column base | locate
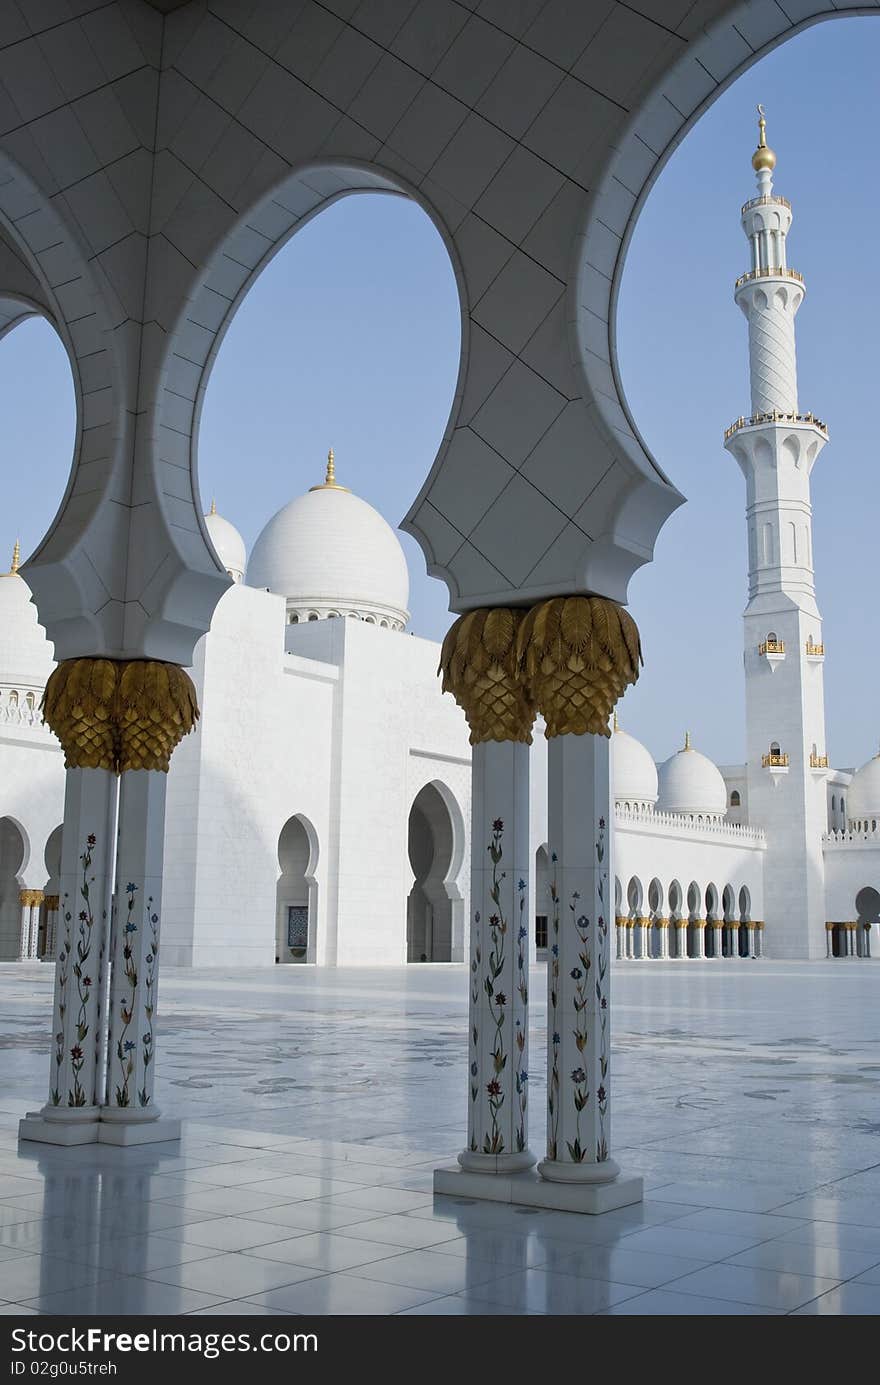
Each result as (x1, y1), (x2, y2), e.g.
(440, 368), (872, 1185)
(97, 1117), (181, 1146)
(19, 1112), (101, 1146)
(434, 1165), (643, 1215)
(457, 1149), (536, 1174)
(537, 1156), (620, 1184)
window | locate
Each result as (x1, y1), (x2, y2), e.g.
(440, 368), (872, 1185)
(307, 612), (318, 621)
(286, 904), (308, 957)
(832, 795), (837, 811)
(730, 790), (741, 807)
(535, 915), (548, 950)
(289, 613), (299, 623)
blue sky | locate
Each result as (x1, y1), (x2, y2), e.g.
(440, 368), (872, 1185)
(1, 16), (877, 770)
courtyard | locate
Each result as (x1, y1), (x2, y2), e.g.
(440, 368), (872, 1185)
(0, 960), (878, 1316)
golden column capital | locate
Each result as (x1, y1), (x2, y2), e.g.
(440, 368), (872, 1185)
(516, 595), (641, 738)
(44, 895), (60, 911)
(439, 608), (535, 744)
(19, 888), (44, 907)
(42, 658), (199, 773)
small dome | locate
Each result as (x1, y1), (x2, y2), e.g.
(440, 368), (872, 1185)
(657, 733), (727, 818)
(612, 721), (658, 807)
(247, 451), (409, 629)
(0, 548), (55, 688)
(204, 503), (246, 583)
(847, 753), (880, 826)
(751, 145), (776, 173)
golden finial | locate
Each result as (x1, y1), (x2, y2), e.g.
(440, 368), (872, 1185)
(209, 498), (217, 516)
(309, 446), (350, 493)
(10, 539), (20, 574)
(752, 103), (776, 173)
(684, 730), (692, 751)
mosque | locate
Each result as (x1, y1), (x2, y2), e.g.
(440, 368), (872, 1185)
(1, 120), (878, 971)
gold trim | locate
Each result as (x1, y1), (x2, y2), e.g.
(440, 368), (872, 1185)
(42, 659), (199, 773)
(762, 752), (789, 767)
(44, 895), (59, 911)
(758, 639), (785, 655)
(19, 888), (44, 907)
(752, 103), (776, 172)
(439, 608), (534, 744)
(309, 447), (350, 493)
(516, 596), (641, 739)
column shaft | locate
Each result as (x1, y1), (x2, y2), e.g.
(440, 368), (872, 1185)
(101, 770), (179, 1144)
(539, 733), (617, 1184)
(18, 899), (30, 961)
(20, 769), (117, 1143)
(460, 741), (534, 1172)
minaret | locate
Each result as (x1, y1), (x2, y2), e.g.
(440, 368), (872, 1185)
(724, 108), (829, 959)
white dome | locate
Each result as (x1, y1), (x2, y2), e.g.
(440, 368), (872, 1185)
(0, 559), (55, 689)
(657, 735), (727, 818)
(247, 454), (409, 629)
(847, 754), (880, 826)
(612, 724), (658, 807)
(205, 505), (246, 583)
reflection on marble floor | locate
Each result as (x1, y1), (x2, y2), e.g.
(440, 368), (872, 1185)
(0, 960), (879, 1315)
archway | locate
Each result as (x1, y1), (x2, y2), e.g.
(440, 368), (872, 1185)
(40, 825), (62, 961)
(739, 886), (753, 958)
(687, 881), (702, 959)
(276, 815), (319, 964)
(668, 879), (684, 959)
(855, 886), (879, 960)
(647, 878), (664, 960)
(0, 817), (26, 961)
(722, 884), (736, 958)
(406, 782), (462, 964)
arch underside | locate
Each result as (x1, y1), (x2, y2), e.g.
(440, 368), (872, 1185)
(0, 0), (862, 657)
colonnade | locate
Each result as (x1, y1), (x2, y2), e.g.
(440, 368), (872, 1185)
(435, 596), (643, 1212)
(16, 889), (61, 961)
(616, 918), (764, 959)
(19, 659), (198, 1148)
(826, 922), (871, 958)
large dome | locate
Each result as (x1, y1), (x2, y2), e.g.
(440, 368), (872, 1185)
(204, 502), (246, 583)
(657, 733), (727, 819)
(247, 453), (409, 630)
(0, 546), (55, 691)
(611, 721), (657, 809)
(847, 753), (880, 828)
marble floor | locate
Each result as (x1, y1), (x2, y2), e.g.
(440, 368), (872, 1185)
(0, 959), (879, 1316)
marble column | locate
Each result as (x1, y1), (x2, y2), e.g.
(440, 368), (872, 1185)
(755, 922), (764, 957)
(19, 769), (118, 1145)
(44, 896), (59, 959)
(656, 918), (670, 959)
(17, 893), (30, 961)
(693, 919), (706, 959)
(615, 916), (626, 959)
(538, 732), (635, 1209)
(459, 740), (534, 1172)
(637, 916), (651, 959)
(712, 921), (724, 959)
(100, 770), (180, 1145)
(27, 893), (43, 959)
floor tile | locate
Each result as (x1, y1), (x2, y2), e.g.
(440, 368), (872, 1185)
(670, 1209), (807, 1239)
(145, 1253), (322, 1297)
(25, 1277), (227, 1316)
(246, 1272), (442, 1315)
(669, 1263), (841, 1310)
(349, 1248), (510, 1294)
(601, 1289), (785, 1315)
(548, 1244), (710, 1288)
(244, 1232), (411, 1273)
(397, 1295), (544, 1315)
(793, 1282), (880, 1314)
(0, 1253), (107, 1301)
(336, 1214), (465, 1250)
(239, 1202), (384, 1233)
(154, 1217), (306, 1253)
(612, 1225), (762, 1261)
(465, 1268), (641, 1314)
(325, 1187), (434, 1213)
(725, 1240), (880, 1280)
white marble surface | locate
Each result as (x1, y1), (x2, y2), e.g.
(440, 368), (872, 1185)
(0, 959), (879, 1315)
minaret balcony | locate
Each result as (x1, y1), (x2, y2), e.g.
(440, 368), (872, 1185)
(805, 640), (825, 660)
(735, 266), (804, 290)
(724, 410), (828, 442)
(758, 639), (785, 670)
(762, 752), (789, 768)
(810, 753), (829, 771)
(741, 194), (791, 215)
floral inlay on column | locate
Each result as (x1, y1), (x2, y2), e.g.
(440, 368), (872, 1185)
(110, 882), (160, 1109)
(52, 833), (100, 1108)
